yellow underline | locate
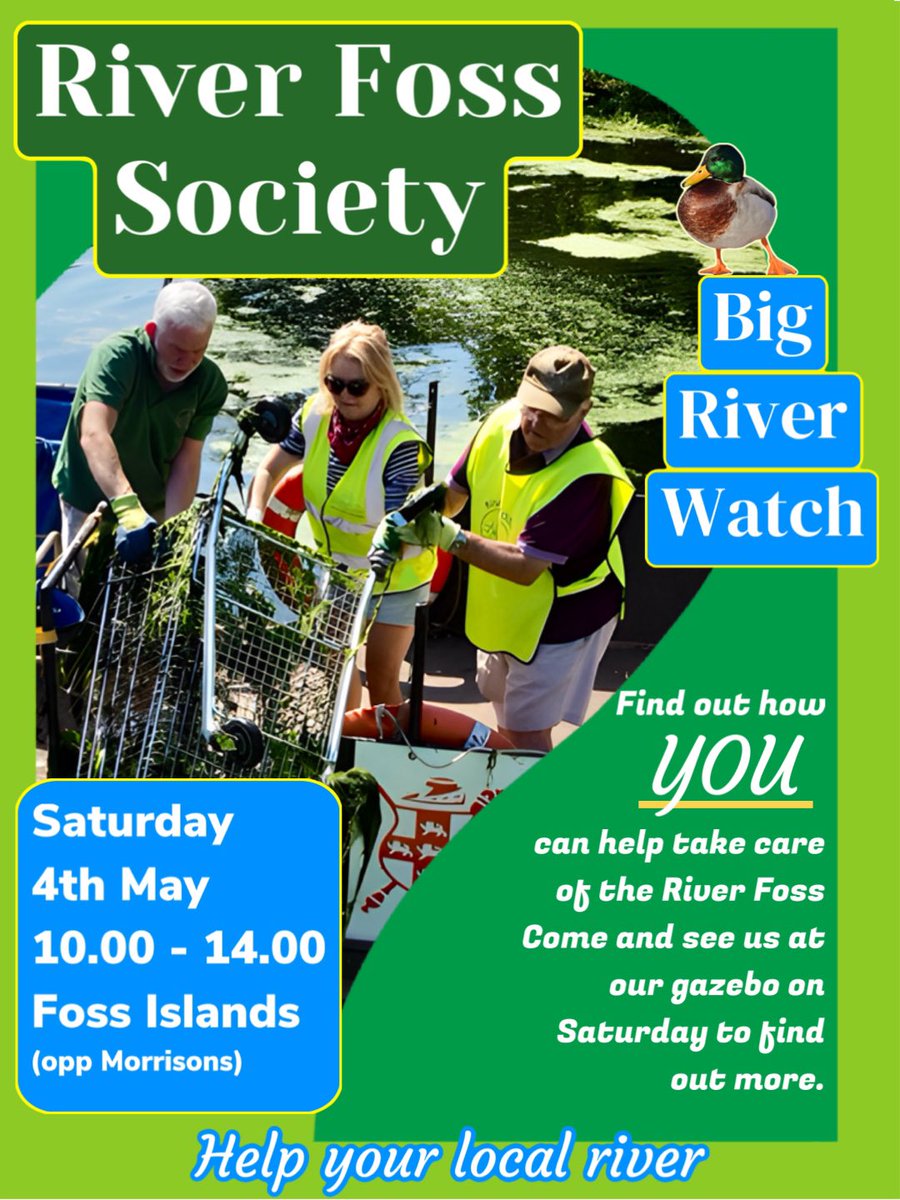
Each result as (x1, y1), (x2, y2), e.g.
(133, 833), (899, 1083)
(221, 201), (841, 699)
(638, 800), (814, 809)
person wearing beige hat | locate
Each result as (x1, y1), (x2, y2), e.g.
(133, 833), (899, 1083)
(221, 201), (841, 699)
(373, 345), (635, 751)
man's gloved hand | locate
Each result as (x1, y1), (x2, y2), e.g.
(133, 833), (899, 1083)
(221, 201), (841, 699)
(245, 504), (264, 524)
(110, 493), (158, 563)
(396, 510), (464, 552)
(368, 515), (403, 580)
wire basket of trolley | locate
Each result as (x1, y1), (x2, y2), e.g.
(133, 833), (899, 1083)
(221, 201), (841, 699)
(72, 398), (374, 781)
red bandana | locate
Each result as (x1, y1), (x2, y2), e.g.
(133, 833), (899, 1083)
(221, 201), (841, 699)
(327, 399), (386, 465)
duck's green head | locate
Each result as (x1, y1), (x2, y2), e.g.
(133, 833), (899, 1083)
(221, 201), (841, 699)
(681, 143), (746, 189)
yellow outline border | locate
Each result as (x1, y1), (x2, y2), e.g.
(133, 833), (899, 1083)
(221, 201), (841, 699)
(642, 467), (880, 569)
(15, 776), (344, 1116)
(661, 370), (864, 471)
(696, 275), (830, 373)
(13, 19), (584, 281)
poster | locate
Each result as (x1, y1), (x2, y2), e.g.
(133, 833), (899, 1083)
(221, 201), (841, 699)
(7, 4), (899, 1198)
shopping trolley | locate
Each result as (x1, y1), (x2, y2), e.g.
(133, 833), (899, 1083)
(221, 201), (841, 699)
(75, 401), (374, 781)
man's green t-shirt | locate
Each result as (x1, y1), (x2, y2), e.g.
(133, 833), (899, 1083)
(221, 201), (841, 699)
(52, 327), (228, 515)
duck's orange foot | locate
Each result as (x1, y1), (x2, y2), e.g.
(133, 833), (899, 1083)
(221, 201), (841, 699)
(766, 256), (798, 276)
(699, 261), (731, 276)
(760, 238), (798, 276)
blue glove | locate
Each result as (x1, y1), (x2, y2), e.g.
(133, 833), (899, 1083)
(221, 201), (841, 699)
(111, 493), (158, 563)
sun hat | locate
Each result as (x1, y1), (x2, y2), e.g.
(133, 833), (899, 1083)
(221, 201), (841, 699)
(516, 345), (595, 418)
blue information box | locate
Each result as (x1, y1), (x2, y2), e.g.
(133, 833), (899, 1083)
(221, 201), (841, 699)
(18, 779), (340, 1113)
(646, 469), (878, 566)
(698, 276), (827, 371)
(664, 373), (861, 469)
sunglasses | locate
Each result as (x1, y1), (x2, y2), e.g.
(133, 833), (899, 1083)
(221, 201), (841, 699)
(324, 374), (371, 398)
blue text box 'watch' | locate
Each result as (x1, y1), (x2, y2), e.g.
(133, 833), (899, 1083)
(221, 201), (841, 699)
(18, 780), (340, 1113)
(665, 373), (861, 469)
(646, 470), (878, 566)
(699, 276), (827, 371)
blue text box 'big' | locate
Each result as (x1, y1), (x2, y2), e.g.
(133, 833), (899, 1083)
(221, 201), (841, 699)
(664, 373), (861, 469)
(646, 469), (878, 566)
(698, 276), (827, 371)
(18, 779), (340, 1113)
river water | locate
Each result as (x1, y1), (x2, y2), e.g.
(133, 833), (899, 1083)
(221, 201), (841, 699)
(38, 124), (762, 491)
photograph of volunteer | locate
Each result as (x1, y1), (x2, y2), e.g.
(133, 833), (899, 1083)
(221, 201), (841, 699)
(373, 346), (634, 752)
(52, 280), (227, 561)
(246, 321), (435, 708)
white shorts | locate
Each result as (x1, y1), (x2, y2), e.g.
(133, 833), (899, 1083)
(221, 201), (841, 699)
(476, 616), (618, 732)
(369, 582), (431, 627)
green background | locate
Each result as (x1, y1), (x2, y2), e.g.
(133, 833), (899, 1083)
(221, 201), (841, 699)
(317, 25), (840, 1148)
(5, 3), (899, 1198)
(320, 567), (838, 1144)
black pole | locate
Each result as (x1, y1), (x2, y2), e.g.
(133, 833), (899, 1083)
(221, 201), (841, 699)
(407, 380), (439, 739)
(407, 601), (429, 744)
(39, 599), (62, 780)
(424, 380), (438, 486)
(374, 374), (440, 715)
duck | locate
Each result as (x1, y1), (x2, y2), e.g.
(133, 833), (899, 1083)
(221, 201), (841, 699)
(676, 143), (797, 276)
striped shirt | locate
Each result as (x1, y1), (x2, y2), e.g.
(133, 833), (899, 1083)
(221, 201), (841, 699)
(280, 414), (421, 511)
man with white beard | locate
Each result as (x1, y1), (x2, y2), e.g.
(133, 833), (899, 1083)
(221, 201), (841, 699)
(53, 280), (227, 561)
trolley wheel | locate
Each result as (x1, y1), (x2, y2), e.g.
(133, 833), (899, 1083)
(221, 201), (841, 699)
(219, 718), (265, 769)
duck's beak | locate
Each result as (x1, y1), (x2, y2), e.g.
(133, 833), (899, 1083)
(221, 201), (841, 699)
(682, 163), (712, 189)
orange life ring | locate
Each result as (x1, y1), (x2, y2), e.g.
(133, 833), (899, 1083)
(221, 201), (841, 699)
(343, 701), (512, 750)
(263, 463), (305, 537)
(430, 548), (452, 595)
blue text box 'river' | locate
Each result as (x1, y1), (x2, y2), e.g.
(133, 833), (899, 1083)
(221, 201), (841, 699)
(664, 373), (861, 469)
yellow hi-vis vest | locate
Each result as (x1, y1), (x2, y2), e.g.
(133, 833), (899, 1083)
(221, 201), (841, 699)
(466, 400), (634, 662)
(301, 397), (436, 594)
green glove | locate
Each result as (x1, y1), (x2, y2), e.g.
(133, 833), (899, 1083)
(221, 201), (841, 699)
(372, 516), (403, 555)
(397, 510), (464, 552)
(368, 515), (403, 580)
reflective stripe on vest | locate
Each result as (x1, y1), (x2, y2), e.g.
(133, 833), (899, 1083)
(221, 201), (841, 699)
(466, 399), (634, 662)
(301, 397), (436, 594)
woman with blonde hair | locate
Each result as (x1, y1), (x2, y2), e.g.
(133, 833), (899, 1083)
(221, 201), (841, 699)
(247, 321), (434, 706)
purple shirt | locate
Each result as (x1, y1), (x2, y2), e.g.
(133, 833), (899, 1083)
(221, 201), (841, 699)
(450, 422), (622, 643)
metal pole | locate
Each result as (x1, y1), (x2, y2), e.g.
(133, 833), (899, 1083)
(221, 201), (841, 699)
(324, 571), (377, 775)
(199, 445), (241, 741)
